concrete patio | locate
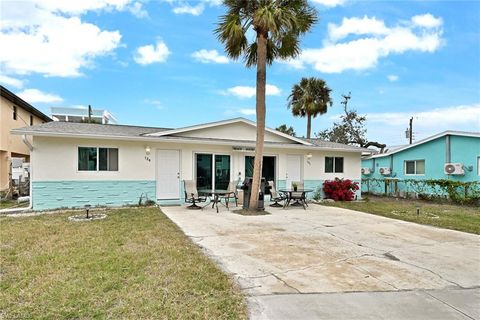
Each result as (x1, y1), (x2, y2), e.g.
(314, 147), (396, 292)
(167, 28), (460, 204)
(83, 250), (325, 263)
(161, 203), (480, 320)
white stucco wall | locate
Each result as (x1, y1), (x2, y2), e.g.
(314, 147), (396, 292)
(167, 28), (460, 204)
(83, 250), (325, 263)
(173, 122), (294, 143)
(32, 136), (361, 183)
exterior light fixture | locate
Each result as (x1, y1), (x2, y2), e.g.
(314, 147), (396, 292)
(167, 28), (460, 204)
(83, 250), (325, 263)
(306, 153), (313, 159)
(145, 146), (151, 155)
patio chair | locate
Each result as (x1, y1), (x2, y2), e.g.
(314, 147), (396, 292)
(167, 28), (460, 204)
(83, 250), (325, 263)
(221, 180), (239, 207)
(183, 180), (207, 209)
(291, 181), (308, 208)
(268, 180), (285, 207)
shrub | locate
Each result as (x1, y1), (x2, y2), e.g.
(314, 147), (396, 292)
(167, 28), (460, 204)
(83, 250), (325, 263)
(323, 178), (359, 201)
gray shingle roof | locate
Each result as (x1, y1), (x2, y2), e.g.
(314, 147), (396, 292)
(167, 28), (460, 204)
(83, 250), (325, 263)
(12, 121), (171, 137)
(301, 138), (371, 152)
(12, 121), (370, 152)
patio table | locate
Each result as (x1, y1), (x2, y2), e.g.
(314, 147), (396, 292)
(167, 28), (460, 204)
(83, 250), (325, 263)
(198, 189), (233, 213)
(279, 189), (313, 210)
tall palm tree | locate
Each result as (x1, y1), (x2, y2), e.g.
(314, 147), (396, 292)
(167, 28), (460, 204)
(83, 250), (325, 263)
(288, 77), (332, 139)
(216, 0), (317, 210)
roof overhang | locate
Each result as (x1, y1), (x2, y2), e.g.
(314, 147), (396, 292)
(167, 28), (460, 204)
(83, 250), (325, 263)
(366, 130), (480, 159)
(11, 129), (364, 153)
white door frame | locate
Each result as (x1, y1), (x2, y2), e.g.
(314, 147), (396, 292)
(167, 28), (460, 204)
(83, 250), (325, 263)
(193, 152), (233, 190)
(156, 149), (181, 199)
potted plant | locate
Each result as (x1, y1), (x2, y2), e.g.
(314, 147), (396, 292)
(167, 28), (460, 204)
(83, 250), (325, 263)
(292, 182), (298, 192)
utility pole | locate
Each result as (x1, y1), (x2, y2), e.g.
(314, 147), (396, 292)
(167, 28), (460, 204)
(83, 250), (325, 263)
(409, 117), (413, 144)
(88, 105), (92, 123)
(340, 92), (351, 113)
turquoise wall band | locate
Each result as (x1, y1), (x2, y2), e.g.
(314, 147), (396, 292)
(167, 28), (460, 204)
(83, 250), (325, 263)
(32, 180), (156, 211)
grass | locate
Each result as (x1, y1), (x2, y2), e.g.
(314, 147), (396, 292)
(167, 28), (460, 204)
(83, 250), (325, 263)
(0, 200), (29, 210)
(0, 207), (247, 319)
(321, 196), (480, 235)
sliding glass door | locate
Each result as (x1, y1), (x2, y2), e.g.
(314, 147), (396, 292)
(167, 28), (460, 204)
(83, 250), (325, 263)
(196, 153), (231, 190)
(196, 154), (212, 190)
(245, 156), (276, 183)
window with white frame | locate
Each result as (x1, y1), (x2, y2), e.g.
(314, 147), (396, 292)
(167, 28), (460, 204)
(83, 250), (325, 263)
(477, 157), (480, 176)
(325, 156), (344, 173)
(78, 147), (118, 171)
(404, 160), (425, 175)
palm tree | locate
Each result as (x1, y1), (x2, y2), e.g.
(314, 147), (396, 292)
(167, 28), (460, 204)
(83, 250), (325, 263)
(288, 77), (332, 139)
(276, 124), (296, 136)
(216, 0), (317, 210)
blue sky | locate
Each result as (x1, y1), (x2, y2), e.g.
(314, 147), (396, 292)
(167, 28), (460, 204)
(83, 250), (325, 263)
(1, 0), (479, 145)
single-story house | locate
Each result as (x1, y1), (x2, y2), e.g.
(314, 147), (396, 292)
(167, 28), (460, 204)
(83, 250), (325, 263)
(361, 130), (480, 195)
(12, 118), (369, 210)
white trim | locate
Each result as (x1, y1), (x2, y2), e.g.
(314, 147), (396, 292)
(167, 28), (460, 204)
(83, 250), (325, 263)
(194, 152), (233, 190)
(325, 156), (344, 174)
(368, 131), (480, 159)
(404, 159), (425, 176)
(156, 149), (181, 200)
(76, 145), (119, 173)
(144, 117), (312, 146)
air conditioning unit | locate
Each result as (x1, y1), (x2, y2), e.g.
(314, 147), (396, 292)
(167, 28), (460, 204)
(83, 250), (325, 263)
(444, 163), (464, 175)
(361, 167), (372, 175)
(379, 167), (391, 175)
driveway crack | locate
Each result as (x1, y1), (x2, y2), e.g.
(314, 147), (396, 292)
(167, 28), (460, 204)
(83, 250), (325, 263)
(271, 273), (302, 294)
(423, 290), (476, 320)
(393, 259), (463, 288)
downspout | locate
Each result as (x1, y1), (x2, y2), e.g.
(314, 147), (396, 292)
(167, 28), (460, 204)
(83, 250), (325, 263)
(445, 135), (451, 163)
(0, 135), (33, 213)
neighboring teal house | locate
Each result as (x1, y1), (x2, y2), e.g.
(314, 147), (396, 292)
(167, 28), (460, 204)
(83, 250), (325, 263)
(361, 131), (480, 195)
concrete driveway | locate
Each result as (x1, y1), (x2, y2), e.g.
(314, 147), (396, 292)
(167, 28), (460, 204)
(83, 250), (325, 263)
(161, 204), (480, 320)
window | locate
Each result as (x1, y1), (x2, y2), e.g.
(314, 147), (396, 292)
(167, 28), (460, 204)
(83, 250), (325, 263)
(477, 157), (480, 176)
(405, 160), (425, 175)
(195, 153), (231, 190)
(325, 157), (344, 173)
(78, 147), (118, 171)
(30, 115), (34, 126)
(13, 106), (17, 120)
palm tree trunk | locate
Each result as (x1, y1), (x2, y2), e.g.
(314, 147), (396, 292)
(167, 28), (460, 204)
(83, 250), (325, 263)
(306, 114), (312, 139)
(248, 30), (267, 210)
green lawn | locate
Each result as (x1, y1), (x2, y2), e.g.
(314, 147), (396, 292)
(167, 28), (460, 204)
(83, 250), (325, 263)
(0, 207), (247, 319)
(321, 196), (480, 234)
(0, 200), (29, 210)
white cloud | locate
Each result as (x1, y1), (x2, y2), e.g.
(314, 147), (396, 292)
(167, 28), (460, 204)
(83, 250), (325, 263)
(0, 0), (131, 77)
(128, 2), (148, 18)
(172, 3), (204, 15)
(310, 0), (346, 7)
(0, 75), (24, 89)
(16, 88), (63, 104)
(411, 13), (443, 29)
(328, 16), (389, 42)
(144, 98), (164, 109)
(387, 75), (399, 82)
(225, 84), (281, 99)
(167, 0), (221, 15)
(134, 40), (170, 65)
(365, 104), (480, 144)
(239, 108), (256, 115)
(281, 13), (443, 73)
(192, 49), (229, 64)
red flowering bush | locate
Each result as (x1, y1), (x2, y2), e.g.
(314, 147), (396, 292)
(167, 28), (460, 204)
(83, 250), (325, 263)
(323, 178), (359, 201)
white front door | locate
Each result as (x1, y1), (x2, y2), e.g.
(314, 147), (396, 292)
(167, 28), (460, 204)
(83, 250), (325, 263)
(156, 150), (180, 199)
(286, 154), (302, 188)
